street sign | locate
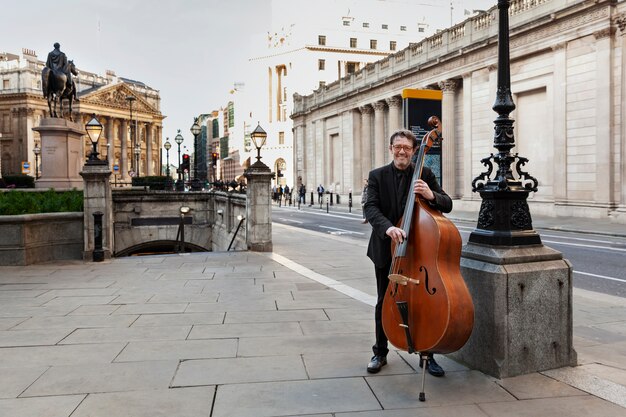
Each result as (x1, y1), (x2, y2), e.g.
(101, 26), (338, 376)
(21, 161), (31, 174)
(113, 164), (120, 173)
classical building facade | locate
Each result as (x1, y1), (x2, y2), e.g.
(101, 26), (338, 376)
(0, 48), (164, 181)
(292, 0), (626, 223)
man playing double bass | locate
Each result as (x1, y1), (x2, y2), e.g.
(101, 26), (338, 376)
(364, 129), (452, 376)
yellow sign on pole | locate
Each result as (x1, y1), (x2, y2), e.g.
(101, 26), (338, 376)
(21, 161), (31, 174)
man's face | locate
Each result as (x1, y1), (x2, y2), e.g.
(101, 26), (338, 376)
(390, 135), (415, 170)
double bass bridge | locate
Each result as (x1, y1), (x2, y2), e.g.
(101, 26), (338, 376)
(388, 274), (420, 286)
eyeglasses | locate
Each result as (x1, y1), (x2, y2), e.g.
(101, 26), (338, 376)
(391, 144), (414, 152)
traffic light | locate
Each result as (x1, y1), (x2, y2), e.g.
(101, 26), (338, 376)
(211, 152), (218, 167)
(181, 153), (190, 173)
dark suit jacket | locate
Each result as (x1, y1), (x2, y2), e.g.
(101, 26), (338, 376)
(364, 164), (452, 268)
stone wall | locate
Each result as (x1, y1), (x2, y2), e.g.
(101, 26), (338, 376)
(0, 212), (83, 265)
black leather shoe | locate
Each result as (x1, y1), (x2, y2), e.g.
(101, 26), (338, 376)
(367, 355), (387, 373)
(419, 356), (445, 377)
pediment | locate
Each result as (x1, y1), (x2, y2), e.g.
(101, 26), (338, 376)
(80, 83), (157, 114)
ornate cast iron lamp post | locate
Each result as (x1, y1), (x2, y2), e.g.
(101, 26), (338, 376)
(174, 130), (184, 191)
(125, 96), (137, 174)
(85, 114), (106, 165)
(190, 119), (201, 181)
(470, 0), (540, 247)
(250, 123), (267, 167)
(33, 143), (41, 179)
(164, 138), (171, 177)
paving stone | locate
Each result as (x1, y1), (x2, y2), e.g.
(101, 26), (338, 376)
(185, 299), (278, 313)
(0, 328), (73, 347)
(172, 355), (308, 386)
(68, 305), (121, 315)
(111, 303), (188, 315)
(115, 339), (237, 362)
(189, 322), (302, 339)
(299, 319), (372, 335)
(543, 366), (626, 408)
(366, 371), (515, 409)
(131, 312), (225, 327)
(41, 295), (118, 308)
(58, 325), (191, 344)
(70, 387), (214, 417)
(478, 395), (626, 417)
(12, 314), (138, 330)
(237, 333), (372, 357)
(21, 360), (179, 396)
(495, 372), (586, 399)
(336, 404), (490, 417)
(0, 395), (86, 417)
(224, 309), (328, 324)
(0, 317), (27, 330)
(0, 343), (126, 367)
(212, 378), (381, 417)
(0, 366), (47, 398)
(303, 351), (415, 379)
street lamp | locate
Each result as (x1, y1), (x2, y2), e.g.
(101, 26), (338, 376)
(33, 143), (41, 179)
(85, 114), (105, 165)
(250, 123), (267, 164)
(174, 129), (184, 191)
(164, 138), (171, 177)
(190, 118), (201, 182)
(134, 144), (141, 176)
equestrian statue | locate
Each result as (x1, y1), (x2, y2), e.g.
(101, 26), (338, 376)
(41, 43), (79, 121)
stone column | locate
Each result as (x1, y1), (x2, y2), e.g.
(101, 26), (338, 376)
(385, 96), (402, 165)
(80, 161), (113, 260)
(462, 72), (473, 200)
(146, 123), (153, 176)
(359, 105), (373, 179)
(552, 43), (568, 205)
(594, 28), (614, 208)
(120, 119), (128, 180)
(373, 101), (387, 168)
(106, 118), (114, 169)
(439, 79), (458, 197)
(351, 108), (362, 193)
(616, 15), (626, 220)
(244, 160), (274, 252)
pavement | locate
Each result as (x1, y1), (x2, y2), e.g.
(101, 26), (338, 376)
(0, 206), (625, 417)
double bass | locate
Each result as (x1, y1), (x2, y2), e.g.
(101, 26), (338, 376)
(381, 116), (474, 401)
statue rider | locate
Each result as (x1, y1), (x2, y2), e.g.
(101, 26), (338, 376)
(45, 43), (75, 99)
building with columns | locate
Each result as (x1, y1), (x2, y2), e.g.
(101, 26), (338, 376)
(246, 0), (436, 190)
(0, 48), (163, 181)
(292, 0), (626, 223)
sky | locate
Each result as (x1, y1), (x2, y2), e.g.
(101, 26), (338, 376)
(1, 0), (496, 152)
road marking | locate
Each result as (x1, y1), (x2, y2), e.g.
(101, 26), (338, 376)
(278, 218), (303, 224)
(265, 253), (376, 306)
(574, 271), (626, 284)
(319, 226), (365, 235)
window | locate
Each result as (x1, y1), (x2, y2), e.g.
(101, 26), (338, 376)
(318, 59), (325, 70)
(318, 35), (326, 46)
(382, 24), (388, 29)
(2, 80), (9, 89)
(319, 81), (326, 89)
(400, 26), (407, 31)
(370, 39), (377, 50)
(390, 41), (397, 51)
(346, 62), (359, 74)
(363, 22), (369, 28)
(418, 27), (425, 33)
(350, 38), (357, 48)
(279, 131), (285, 145)
(343, 21), (350, 26)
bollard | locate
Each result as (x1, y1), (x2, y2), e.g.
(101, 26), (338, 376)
(336, 194), (340, 205)
(349, 192), (352, 213)
(330, 192), (334, 206)
(92, 211), (104, 262)
(310, 191), (314, 206)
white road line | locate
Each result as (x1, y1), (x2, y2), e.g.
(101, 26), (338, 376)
(278, 218), (303, 224)
(574, 271), (626, 284)
(319, 226), (365, 235)
(265, 253), (376, 306)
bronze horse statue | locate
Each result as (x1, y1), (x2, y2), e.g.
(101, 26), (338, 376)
(42, 60), (78, 121)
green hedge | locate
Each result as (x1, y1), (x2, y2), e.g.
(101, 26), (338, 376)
(0, 175), (35, 189)
(132, 176), (173, 190)
(0, 189), (83, 215)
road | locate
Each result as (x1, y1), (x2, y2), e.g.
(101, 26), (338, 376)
(272, 204), (626, 298)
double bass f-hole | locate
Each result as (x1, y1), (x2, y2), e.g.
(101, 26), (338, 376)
(420, 266), (436, 295)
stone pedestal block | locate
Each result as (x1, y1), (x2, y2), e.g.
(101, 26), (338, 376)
(80, 163), (113, 260)
(32, 118), (85, 189)
(244, 162), (274, 252)
(451, 243), (577, 378)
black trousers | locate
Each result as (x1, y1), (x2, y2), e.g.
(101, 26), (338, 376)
(373, 263), (391, 357)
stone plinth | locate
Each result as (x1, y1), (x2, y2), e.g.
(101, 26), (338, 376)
(80, 163), (113, 260)
(451, 243), (577, 378)
(244, 161), (274, 252)
(33, 118), (85, 189)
